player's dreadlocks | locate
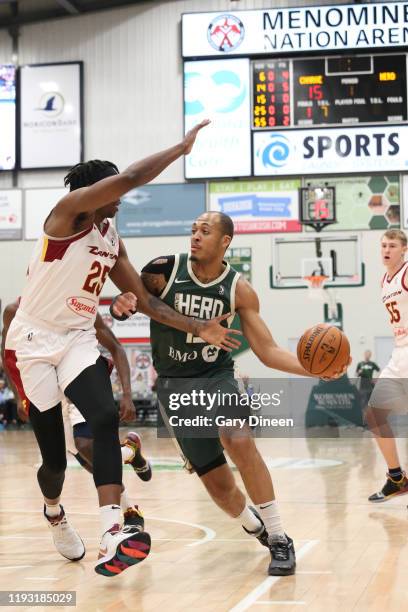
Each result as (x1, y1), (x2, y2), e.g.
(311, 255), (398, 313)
(64, 160), (119, 192)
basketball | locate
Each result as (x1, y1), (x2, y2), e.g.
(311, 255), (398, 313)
(297, 323), (350, 377)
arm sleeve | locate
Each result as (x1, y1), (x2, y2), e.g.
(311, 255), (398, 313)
(141, 255), (175, 282)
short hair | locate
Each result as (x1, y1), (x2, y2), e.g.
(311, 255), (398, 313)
(64, 160), (119, 191)
(382, 229), (407, 246)
(205, 211), (234, 239)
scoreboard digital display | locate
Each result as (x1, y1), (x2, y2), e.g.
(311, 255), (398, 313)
(253, 60), (290, 128)
(252, 53), (407, 130)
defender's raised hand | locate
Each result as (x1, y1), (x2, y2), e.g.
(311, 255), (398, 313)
(183, 119), (211, 154)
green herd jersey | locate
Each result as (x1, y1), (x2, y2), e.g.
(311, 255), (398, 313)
(150, 253), (240, 377)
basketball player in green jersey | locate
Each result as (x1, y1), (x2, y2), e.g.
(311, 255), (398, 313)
(112, 211), (342, 576)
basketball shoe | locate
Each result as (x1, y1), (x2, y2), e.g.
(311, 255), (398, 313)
(122, 432), (152, 481)
(123, 505), (145, 531)
(242, 506), (269, 548)
(268, 534), (296, 576)
(44, 505), (85, 561)
(368, 472), (408, 502)
(95, 524), (151, 577)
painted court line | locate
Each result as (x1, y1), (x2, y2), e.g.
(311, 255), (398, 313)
(0, 510), (215, 547)
(229, 540), (318, 612)
(0, 565), (33, 570)
(255, 602), (306, 606)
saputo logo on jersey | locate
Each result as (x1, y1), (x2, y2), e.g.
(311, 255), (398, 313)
(66, 296), (97, 318)
(253, 125), (408, 176)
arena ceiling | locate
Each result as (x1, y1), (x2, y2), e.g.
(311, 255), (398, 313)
(0, 0), (169, 29)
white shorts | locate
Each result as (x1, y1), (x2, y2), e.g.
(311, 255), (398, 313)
(5, 310), (100, 412)
(62, 399), (86, 455)
(368, 346), (408, 414)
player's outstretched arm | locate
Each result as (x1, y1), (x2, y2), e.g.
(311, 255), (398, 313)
(94, 313), (135, 422)
(236, 279), (313, 377)
(54, 120), (210, 218)
(109, 241), (241, 352)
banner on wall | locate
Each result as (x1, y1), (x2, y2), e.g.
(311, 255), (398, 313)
(306, 175), (400, 231)
(99, 300), (154, 397)
(24, 188), (67, 240)
(184, 58), (251, 179)
(99, 300), (150, 341)
(403, 176), (408, 229)
(0, 190), (22, 239)
(19, 62), (83, 169)
(225, 247), (252, 283)
(182, 3), (408, 57)
(117, 183), (206, 237)
(253, 125), (408, 177)
(0, 65), (16, 170)
(209, 179), (301, 233)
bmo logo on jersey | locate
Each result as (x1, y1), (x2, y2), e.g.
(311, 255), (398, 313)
(174, 293), (224, 318)
(168, 346), (198, 363)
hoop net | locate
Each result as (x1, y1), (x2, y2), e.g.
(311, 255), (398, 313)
(303, 275), (329, 301)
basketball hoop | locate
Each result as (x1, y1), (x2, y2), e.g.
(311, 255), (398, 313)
(303, 275), (329, 301)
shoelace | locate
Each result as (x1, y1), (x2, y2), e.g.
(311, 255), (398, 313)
(270, 540), (290, 560)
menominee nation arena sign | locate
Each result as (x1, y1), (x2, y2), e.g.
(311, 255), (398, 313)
(182, 2), (408, 57)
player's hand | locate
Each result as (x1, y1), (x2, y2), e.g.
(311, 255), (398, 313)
(183, 119), (210, 154)
(112, 292), (138, 318)
(119, 394), (136, 423)
(16, 399), (29, 423)
(321, 357), (352, 381)
(196, 313), (242, 352)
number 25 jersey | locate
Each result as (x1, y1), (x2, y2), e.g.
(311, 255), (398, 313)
(19, 221), (119, 330)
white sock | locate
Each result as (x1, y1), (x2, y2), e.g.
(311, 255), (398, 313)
(100, 504), (121, 535)
(121, 445), (134, 463)
(236, 505), (263, 533)
(120, 489), (132, 513)
(256, 500), (286, 540)
(44, 502), (61, 518)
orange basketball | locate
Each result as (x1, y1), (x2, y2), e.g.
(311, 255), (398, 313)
(297, 323), (350, 377)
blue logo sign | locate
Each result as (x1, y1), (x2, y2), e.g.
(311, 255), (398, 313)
(185, 69), (246, 116)
(258, 134), (292, 168)
(207, 14), (245, 53)
(37, 92), (65, 117)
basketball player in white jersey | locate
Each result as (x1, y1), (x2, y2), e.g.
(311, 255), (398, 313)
(2, 300), (152, 503)
(366, 229), (408, 502)
(3, 120), (241, 577)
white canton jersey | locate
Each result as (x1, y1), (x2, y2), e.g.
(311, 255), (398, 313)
(381, 262), (408, 347)
(19, 221), (119, 331)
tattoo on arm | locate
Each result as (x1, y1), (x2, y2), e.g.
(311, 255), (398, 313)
(141, 272), (166, 297)
(146, 293), (199, 335)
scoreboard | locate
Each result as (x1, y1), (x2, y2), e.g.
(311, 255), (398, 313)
(252, 53), (407, 129)
(184, 49), (408, 178)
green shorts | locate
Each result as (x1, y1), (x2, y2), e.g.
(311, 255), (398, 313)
(156, 372), (248, 472)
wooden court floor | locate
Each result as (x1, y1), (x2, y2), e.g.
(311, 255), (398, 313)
(1, 429), (408, 611)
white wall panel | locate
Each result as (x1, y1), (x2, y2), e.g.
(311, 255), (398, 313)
(0, 0), (395, 377)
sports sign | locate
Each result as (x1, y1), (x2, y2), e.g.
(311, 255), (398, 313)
(253, 125), (408, 176)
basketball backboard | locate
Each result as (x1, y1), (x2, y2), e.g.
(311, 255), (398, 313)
(270, 233), (365, 289)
